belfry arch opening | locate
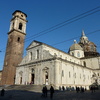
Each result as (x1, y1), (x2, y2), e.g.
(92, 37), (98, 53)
(18, 23), (23, 30)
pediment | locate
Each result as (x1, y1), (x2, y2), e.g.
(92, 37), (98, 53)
(27, 40), (42, 49)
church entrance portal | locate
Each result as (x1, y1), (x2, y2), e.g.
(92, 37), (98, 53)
(20, 77), (22, 84)
(31, 74), (34, 84)
(45, 71), (48, 85)
(31, 68), (35, 84)
(19, 71), (23, 84)
(43, 67), (49, 85)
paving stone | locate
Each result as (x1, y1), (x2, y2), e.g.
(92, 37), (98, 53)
(0, 85), (100, 100)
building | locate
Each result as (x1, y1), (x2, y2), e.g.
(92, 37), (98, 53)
(1, 10), (27, 85)
(15, 31), (100, 89)
(0, 70), (2, 83)
(1, 11), (100, 90)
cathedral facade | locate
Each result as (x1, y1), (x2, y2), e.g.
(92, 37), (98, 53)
(1, 11), (100, 90)
(15, 32), (100, 90)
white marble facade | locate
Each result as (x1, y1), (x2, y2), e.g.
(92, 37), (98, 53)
(15, 38), (100, 89)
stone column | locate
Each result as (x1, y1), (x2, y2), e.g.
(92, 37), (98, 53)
(54, 60), (59, 87)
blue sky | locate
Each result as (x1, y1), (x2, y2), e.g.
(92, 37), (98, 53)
(0, 0), (100, 70)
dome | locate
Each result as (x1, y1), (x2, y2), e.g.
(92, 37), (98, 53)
(70, 43), (83, 51)
(69, 40), (84, 58)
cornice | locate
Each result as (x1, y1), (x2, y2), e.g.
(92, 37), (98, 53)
(17, 57), (100, 71)
(8, 29), (26, 35)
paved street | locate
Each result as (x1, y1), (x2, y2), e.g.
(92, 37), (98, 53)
(0, 89), (100, 100)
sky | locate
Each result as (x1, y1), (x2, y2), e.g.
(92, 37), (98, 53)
(0, 0), (100, 70)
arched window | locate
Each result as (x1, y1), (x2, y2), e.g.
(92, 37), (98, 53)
(18, 23), (23, 30)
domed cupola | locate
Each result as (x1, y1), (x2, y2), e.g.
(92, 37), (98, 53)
(69, 40), (84, 58)
(79, 30), (89, 44)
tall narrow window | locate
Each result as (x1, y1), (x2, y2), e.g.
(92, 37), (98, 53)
(45, 71), (48, 79)
(62, 70), (64, 77)
(29, 52), (32, 60)
(83, 61), (86, 67)
(77, 52), (80, 57)
(72, 52), (74, 56)
(74, 73), (76, 78)
(31, 68), (34, 73)
(36, 50), (39, 59)
(69, 72), (70, 78)
(30, 52), (32, 60)
(17, 37), (20, 42)
(12, 22), (14, 29)
(90, 45), (94, 51)
(18, 23), (23, 30)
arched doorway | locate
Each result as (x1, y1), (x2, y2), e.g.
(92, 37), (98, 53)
(20, 77), (22, 84)
(31, 68), (35, 84)
(43, 67), (49, 85)
(45, 71), (49, 85)
(19, 71), (23, 84)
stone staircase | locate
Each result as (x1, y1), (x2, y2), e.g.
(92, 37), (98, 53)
(2, 84), (51, 93)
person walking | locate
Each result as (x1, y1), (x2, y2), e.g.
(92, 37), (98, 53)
(42, 85), (48, 97)
(44, 86), (48, 97)
(1, 89), (5, 96)
(50, 85), (54, 99)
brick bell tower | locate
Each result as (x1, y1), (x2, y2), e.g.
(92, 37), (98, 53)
(1, 10), (27, 85)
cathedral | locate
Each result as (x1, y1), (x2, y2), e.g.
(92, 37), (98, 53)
(1, 11), (100, 90)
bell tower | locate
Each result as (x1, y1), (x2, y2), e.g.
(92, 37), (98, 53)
(1, 10), (27, 85)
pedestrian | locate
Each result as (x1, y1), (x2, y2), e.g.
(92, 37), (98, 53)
(91, 86), (93, 93)
(44, 86), (48, 97)
(59, 86), (61, 91)
(41, 85), (48, 97)
(76, 87), (79, 93)
(50, 85), (54, 99)
(42, 86), (45, 97)
(93, 86), (95, 92)
(62, 86), (65, 91)
(1, 89), (5, 96)
(76, 86), (78, 93)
